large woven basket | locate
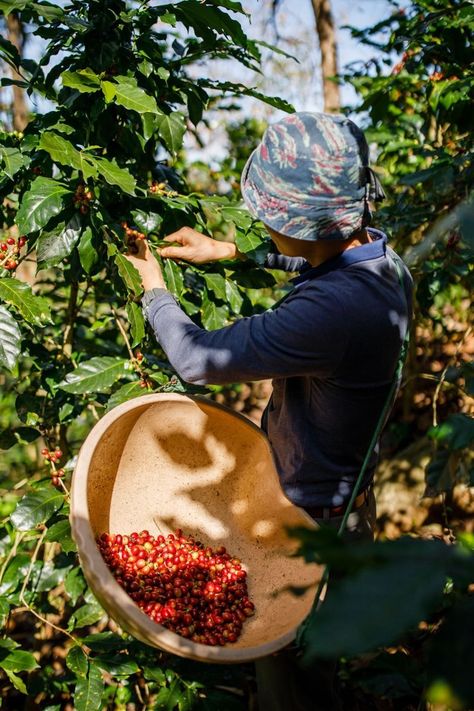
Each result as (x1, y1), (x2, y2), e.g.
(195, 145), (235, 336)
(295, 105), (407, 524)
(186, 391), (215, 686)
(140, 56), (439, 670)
(70, 393), (322, 663)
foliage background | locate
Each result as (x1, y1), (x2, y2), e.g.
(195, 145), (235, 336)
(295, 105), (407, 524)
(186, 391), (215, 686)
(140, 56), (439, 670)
(0, 0), (473, 709)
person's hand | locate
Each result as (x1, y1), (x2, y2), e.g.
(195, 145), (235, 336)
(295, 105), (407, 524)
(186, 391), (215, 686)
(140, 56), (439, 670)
(159, 227), (238, 264)
(124, 238), (166, 292)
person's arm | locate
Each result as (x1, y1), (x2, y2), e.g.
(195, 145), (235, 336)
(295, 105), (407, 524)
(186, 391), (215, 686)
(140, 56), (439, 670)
(154, 226), (309, 273)
(144, 282), (346, 385)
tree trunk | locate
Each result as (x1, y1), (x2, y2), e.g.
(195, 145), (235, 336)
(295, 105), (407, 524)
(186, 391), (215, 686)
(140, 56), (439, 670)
(6, 12), (28, 131)
(310, 0), (340, 113)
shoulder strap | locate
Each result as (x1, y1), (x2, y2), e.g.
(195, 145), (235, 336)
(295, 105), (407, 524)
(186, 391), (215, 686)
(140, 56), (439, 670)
(297, 252), (411, 643)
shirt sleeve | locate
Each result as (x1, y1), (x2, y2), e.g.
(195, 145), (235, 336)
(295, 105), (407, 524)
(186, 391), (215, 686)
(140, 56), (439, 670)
(144, 286), (347, 385)
(263, 252), (310, 272)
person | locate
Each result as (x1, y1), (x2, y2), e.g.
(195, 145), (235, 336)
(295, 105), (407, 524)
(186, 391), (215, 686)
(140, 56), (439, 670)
(125, 111), (413, 710)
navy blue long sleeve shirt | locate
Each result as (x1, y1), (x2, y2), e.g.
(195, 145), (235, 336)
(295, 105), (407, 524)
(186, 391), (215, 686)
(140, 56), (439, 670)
(143, 229), (412, 507)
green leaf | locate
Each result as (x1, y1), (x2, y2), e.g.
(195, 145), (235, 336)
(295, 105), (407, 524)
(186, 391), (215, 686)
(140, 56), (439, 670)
(225, 279), (243, 313)
(38, 133), (97, 180)
(58, 356), (131, 394)
(61, 68), (101, 93)
(126, 301), (145, 347)
(4, 669), (27, 694)
(45, 519), (76, 553)
(106, 381), (143, 411)
(74, 662), (104, 711)
(78, 226), (98, 274)
(89, 156), (136, 195)
(69, 601), (104, 630)
(0, 305), (21, 372)
(113, 251), (143, 296)
(0, 426), (40, 449)
(0, 599), (10, 628)
(131, 210), (162, 235)
(94, 653), (139, 677)
(202, 293), (227, 330)
(158, 112), (186, 154)
(220, 206), (253, 230)
(10, 486), (64, 531)
(0, 278), (51, 326)
(203, 273), (227, 300)
(301, 560), (446, 662)
(64, 568), (86, 605)
(429, 414), (474, 451)
(66, 645), (88, 678)
(34, 560), (73, 593)
(163, 259), (184, 297)
(102, 75), (161, 115)
(36, 214), (83, 268)
(0, 146), (28, 180)
(16, 177), (71, 234)
(141, 112), (157, 141)
(0, 644), (38, 673)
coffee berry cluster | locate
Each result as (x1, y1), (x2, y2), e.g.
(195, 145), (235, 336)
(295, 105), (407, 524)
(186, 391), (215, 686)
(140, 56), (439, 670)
(97, 529), (255, 646)
(73, 184), (94, 214)
(149, 180), (178, 197)
(122, 221), (145, 253)
(0, 234), (26, 271)
(41, 447), (64, 488)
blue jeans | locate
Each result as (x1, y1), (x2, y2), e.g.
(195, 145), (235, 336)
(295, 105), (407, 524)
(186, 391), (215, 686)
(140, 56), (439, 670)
(255, 489), (376, 711)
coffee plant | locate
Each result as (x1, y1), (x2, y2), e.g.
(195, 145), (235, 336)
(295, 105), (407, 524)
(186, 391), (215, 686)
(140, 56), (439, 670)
(0, 0), (291, 707)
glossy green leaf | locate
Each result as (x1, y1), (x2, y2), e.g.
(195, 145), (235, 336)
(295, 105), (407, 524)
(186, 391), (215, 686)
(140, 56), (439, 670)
(131, 209), (162, 235)
(94, 653), (139, 677)
(203, 272), (227, 300)
(89, 156), (136, 195)
(36, 214), (83, 267)
(114, 252), (143, 296)
(0, 305), (21, 372)
(126, 301), (145, 347)
(69, 601), (104, 630)
(64, 568), (86, 605)
(163, 259), (184, 297)
(77, 226), (98, 274)
(45, 519), (76, 553)
(0, 641), (38, 673)
(4, 669), (27, 693)
(16, 177), (71, 234)
(202, 293), (227, 330)
(58, 356), (131, 394)
(0, 146), (28, 180)
(38, 132), (97, 180)
(74, 662), (104, 711)
(158, 112), (186, 154)
(61, 68), (101, 93)
(106, 381), (143, 411)
(102, 75), (161, 115)
(10, 486), (64, 531)
(66, 645), (88, 678)
(34, 560), (73, 593)
(0, 278), (51, 326)
(225, 279), (243, 313)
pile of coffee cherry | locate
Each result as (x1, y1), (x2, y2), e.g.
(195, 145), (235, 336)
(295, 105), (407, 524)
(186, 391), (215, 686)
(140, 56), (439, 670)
(97, 529), (255, 646)
(0, 234), (26, 271)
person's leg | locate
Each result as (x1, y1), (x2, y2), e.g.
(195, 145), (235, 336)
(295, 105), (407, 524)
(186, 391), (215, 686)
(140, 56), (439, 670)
(255, 489), (376, 711)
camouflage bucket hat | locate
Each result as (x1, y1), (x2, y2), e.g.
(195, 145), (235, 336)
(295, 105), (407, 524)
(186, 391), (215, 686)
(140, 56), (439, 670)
(240, 111), (385, 241)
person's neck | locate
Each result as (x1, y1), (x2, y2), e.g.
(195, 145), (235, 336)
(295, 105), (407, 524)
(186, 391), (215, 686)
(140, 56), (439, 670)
(304, 229), (372, 267)
(267, 226), (373, 267)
